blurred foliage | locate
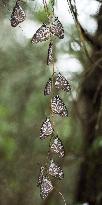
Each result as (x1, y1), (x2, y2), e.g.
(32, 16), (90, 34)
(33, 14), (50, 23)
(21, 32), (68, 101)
(0, 1), (102, 205)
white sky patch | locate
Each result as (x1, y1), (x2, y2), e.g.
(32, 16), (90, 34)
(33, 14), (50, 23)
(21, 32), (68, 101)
(21, 20), (40, 39)
(56, 54), (83, 74)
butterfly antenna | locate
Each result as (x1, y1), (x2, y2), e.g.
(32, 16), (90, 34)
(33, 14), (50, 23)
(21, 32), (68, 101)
(58, 191), (67, 205)
(19, 25), (24, 32)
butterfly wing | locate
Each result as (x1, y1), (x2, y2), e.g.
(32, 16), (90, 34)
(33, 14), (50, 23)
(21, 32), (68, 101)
(11, 1), (26, 27)
(40, 118), (53, 139)
(37, 166), (45, 187)
(47, 42), (53, 65)
(55, 72), (71, 92)
(50, 136), (65, 157)
(31, 24), (51, 44)
(48, 159), (64, 179)
(51, 95), (68, 117)
(44, 78), (52, 96)
(50, 17), (64, 39)
(40, 177), (53, 199)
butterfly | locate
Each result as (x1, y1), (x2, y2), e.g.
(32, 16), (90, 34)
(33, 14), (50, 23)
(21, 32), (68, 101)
(55, 72), (71, 92)
(31, 24), (51, 44)
(51, 95), (68, 117)
(48, 159), (64, 179)
(11, 0), (26, 27)
(40, 118), (53, 139)
(31, 16), (64, 44)
(44, 73), (71, 95)
(44, 78), (52, 96)
(50, 16), (64, 39)
(47, 42), (53, 65)
(50, 136), (65, 158)
(40, 176), (54, 199)
(37, 166), (45, 187)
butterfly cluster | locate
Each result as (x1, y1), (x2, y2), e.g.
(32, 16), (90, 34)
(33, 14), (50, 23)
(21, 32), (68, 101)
(34, 4), (70, 202)
(37, 166), (53, 199)
(31, 16), (64, 44)
(39, 72), (70, 199)
(39, 71), (70, 200)
(44, 72), (71, 95)
(11, 0), (26, 27)
(37, 158), (64, 199)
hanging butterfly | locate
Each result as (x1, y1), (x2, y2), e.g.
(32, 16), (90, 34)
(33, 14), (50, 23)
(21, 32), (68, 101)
(40, 118), (53, 139)
(40, 176), (54, 199)
(55, 72), (71, 92)
(50, 16), (64, 39)
(31, 16), (64, 43)
(47, 42), (53, 65)
(48, 159), (64, 179)
(50, 136), (65, 158)
(51, 95), (68, 117)
(44, 78), (52, 96)
(11, 0), (26, 27)
(31, 24), (51, 44)
(37, 166), (45, 187)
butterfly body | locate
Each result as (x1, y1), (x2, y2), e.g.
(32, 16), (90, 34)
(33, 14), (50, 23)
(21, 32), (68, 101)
(37, 166), (45, 187)
(47, 42), (53, 65)
(44, 78), (52, 95)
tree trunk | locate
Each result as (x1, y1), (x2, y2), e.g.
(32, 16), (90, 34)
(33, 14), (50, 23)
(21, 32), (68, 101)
(76, 4), (102, 205)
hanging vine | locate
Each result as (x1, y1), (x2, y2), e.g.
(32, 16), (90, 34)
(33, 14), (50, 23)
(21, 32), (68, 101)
(31, 0), (71, 204)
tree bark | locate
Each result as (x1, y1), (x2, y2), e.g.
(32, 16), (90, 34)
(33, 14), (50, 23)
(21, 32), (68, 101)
(76, 4), (102, 205)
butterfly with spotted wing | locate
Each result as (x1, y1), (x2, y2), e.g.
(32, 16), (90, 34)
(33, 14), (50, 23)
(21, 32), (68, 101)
(48, 159), (64, 179)
(50, 136), (65, 158)
(11, 0), (26, 27)
(40, 118), (53, 139)
(44, 73), (71, 95)
(31, 16), (64, 44)
(51, 95), (68, 117)
(50, 16), (64, 39)
(55, 72), (71, 92)
(40, 176), (54, 199)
